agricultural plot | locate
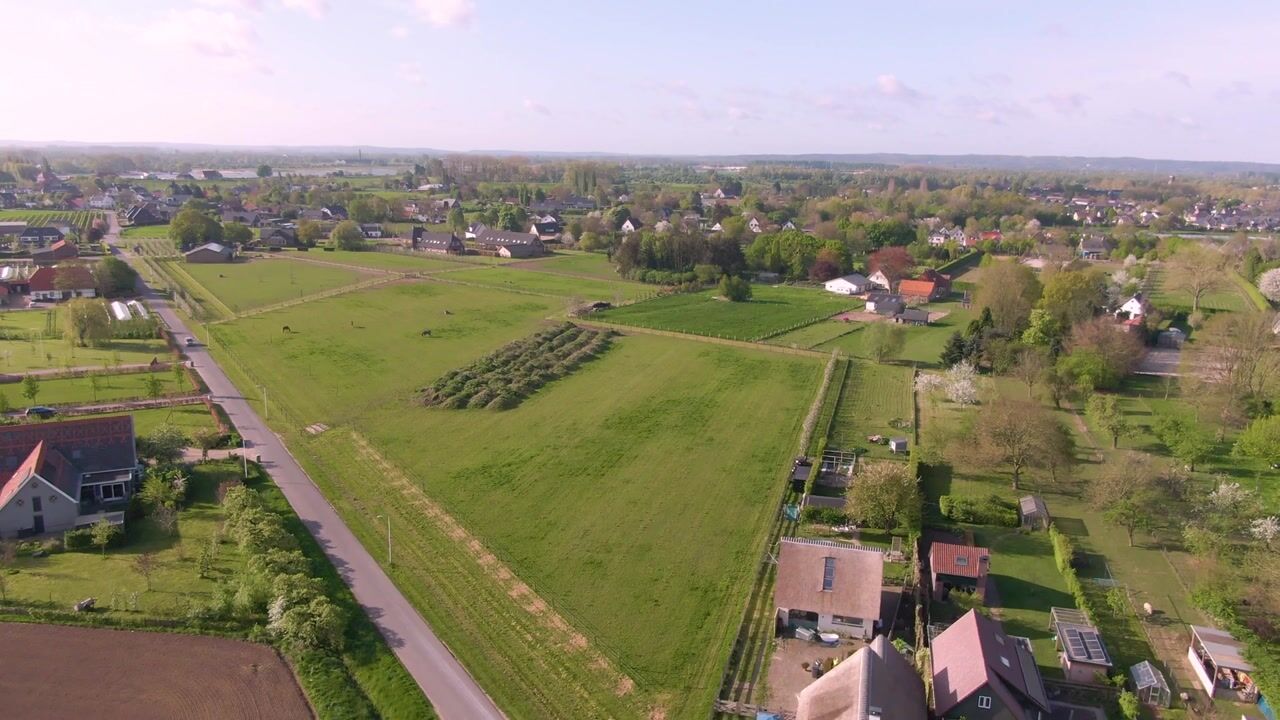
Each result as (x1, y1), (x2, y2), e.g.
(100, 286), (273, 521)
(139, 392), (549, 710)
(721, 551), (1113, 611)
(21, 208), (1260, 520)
(1, 369), (191, 407)
(0, 310), (170, 372)
(767, 319), (858, 349)
(508, 251), (626, 280)
(207, 282), (823, 719)
(442, 265), (653, 301)
(301, 249), (468, 273)
(112, 404), (221, 436)
(825, 360), (915, 460)
(0, 209), (103, 232)
(597, 285), (857, 341)
(1146, 265), (1251, 313)
(817, 304), (973, 367)
(0, 624), (312, 720)
(178, 257), (370, 313)
(121, 224), (173, 240)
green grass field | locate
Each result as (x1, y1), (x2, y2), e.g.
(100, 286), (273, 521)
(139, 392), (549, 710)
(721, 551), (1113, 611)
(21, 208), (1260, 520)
(0, 209), (102, 231)
(3, 369), (191, 407)
(767, 319), (858, 349)
(294, 249), (469, 273)
(121, 224), (172, 240)
(597, 285), (857, 341)
(178, 258), (369, 313)
(0, 311), (170, 372)
(825, 360), (915, 459)
(816, 304), (973, 367)
(1147, 265), (1251, 313)
(122, 405), (221, 436)
(205, 281), (823, 719)
(509, 251), (625, 281)
(440, 266), (652, 301)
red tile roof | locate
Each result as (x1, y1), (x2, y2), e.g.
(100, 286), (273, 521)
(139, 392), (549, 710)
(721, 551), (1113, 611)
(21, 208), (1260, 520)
(930, 541), (990, 579)
(897, 279), (937, 298)
(28, 265), (94, 292)
(932, 610), (1050, 719)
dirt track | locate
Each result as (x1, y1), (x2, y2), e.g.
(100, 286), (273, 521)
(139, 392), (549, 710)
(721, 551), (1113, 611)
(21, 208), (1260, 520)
(0, 623), (313, 720)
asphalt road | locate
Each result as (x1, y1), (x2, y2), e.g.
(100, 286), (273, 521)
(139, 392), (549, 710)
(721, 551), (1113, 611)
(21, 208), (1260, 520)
(109, 218), (504, 720)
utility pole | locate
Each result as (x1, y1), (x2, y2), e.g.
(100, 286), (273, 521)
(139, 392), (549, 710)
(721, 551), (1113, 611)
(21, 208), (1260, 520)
(242, 437), (249, 479)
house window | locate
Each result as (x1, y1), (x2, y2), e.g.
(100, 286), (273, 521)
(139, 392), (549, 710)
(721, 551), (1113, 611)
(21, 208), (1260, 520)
(101, 483), (125, 501)
(977, 695), (992, 709)
(822, 557), (836, 591)
(832, 615), (862, 627)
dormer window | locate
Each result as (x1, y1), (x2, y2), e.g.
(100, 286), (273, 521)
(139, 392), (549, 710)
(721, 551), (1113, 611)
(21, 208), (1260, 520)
(955, 556), (969, 566)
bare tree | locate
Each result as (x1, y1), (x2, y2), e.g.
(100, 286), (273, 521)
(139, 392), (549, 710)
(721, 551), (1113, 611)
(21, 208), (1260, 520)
(153, 504), (178, 536)
(1013, 347), (1049, 398)
(133, 552), (158, 591)
(1164, 244), (1225, 314)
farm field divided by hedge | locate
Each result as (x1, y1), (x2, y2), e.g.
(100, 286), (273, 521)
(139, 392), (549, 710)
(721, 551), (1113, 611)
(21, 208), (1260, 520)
(205, 278), (824, 719)
(596, 284), (856, 340)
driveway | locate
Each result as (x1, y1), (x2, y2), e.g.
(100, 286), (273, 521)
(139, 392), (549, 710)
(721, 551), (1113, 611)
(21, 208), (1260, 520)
(105, 215), (504, 720)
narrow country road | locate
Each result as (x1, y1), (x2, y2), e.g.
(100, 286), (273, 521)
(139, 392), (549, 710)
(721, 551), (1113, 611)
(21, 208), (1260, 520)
(107, 216), (505, 720)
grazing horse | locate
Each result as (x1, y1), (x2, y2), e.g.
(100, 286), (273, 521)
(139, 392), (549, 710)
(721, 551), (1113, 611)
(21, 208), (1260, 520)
(421, 329), (432, 337)
(281, 325), (291, 333)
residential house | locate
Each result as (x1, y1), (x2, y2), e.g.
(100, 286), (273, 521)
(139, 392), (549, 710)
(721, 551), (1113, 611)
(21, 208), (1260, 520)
(795, 634), (927, 720)
(0, 192), (17, 209)
(823, 273), (869, 296)
(30, 240), (79, 266)
(0, 416), (139, 539)
(1117, 293), (1148, 320)
(359, 224), (384, 239)
(29, 265), (96, 301)
(1078, 236), (1109, 260)
(712, 187), (736, 200)
(1018, 495), (1049, 530)
(929, 226), (967, 247)
(774, 537), (884, 640)
(87, 193), (116, 210)
(898, 279), (945, 303)
(865, 293), (905, 316)
(184, 242), (235, 263)
(894, 308), (931, 326)
(410, 228), (466, 255)
(867, 269), (892, 291)
(475, 228), (545, 258)
(220, 209), (261, 227)
(258, 227), (298, 249)
(929, 541), (991, 602)
(932, 610), (1051, 720)
(124, 203), (166, 227)
(529, 220), (562, 241)
(18, 226), (63, 247)
(620, 218), (643, 234)
(200, 170), (223, 180)
(979, 230), (1004, 244)
(466, 222), (487, 240)
(1050, 607), (1113, 684)
(321, 205), (348, 221)
(0, 222), (26, 240)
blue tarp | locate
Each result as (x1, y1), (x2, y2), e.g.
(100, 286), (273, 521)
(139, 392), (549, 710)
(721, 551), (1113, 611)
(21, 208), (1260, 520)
(756, 713), (782, 720)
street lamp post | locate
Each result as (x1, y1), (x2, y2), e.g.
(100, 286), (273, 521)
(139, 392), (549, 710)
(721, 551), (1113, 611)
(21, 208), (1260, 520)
(241, 437), (249, 479)
(376, 514), (391, 566)
(258, 384), (268, 421)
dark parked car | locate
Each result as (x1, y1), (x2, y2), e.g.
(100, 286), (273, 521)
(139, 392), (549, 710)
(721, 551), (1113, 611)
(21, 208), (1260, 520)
(25, 406), (57, 419)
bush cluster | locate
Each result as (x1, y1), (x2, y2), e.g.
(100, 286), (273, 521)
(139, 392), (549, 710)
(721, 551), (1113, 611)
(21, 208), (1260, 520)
(939, 494), (1018, 527)
(626, 268), (697, 285)
(421, 323), (613, 411)
(63, 525), (123, 552)
(801, 505), (849, 525)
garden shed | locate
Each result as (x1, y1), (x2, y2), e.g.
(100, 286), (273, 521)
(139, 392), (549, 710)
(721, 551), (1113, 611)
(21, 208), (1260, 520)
(1019, 494), (1049, 530)
(888, 437), (909, 454)
(1130, 660), (1171, 708)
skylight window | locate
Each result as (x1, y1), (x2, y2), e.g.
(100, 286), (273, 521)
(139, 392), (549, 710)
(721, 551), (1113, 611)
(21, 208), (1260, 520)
(822, 557), (835, 591)
(1000, 656), (1011, 667)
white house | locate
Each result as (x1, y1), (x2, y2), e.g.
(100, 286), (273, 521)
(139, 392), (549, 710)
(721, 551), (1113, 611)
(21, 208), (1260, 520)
(867, 269), (892, 291)
(1118, 293), (1148, 319)
(824, 273), (869, 295)
(87, 194), (116, 210)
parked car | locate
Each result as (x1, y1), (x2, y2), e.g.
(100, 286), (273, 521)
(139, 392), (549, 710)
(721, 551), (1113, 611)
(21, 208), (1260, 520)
(184, 336), (198, 347)
(25, 406), (57, 418)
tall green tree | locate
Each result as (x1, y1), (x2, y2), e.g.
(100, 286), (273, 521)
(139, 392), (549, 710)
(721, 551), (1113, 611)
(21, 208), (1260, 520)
(329, 220), (366, 251)
(168, 208), (223, 251)
(866, 323), (906, 364)
(1086, 394), (1131, 448)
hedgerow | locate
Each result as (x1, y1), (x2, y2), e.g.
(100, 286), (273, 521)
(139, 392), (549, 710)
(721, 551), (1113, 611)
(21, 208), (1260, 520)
(420, 322), (614, 410)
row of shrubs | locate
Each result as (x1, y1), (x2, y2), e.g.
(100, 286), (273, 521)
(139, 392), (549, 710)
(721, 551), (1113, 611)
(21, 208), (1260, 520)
(939, 494), (1018, 527)
(1049, 524), (1100, 623)
(420, 323), (613, 411)
(625, 268), (698, 285)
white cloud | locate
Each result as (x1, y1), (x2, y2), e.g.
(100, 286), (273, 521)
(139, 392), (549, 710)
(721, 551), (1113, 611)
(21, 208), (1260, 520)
(412, 0), (475, 28)
(196, 0), (266, 10)
(147, 8), (259, 63)
(727, 106), (759, 121)
(390, 24), (410, 38)
(281, 0), (328, 18)
(1038, 92), (1089, 116)
(399, 62), (425, 85)
(1163, 70), (1191, 88)
(523, 98), (550, 116)
(875, 74), (924, 102)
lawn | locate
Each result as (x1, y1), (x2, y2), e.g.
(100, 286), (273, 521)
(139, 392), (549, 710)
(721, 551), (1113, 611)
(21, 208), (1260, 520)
(179, 258), (369, 313)
(816, 304), (973, 368)
(121, 224), (172, 240)
(1147, 264), (1251, 313)
(824, 360), (915, 460)
(0, 209), (102, 231)
(206, 281), (824, 719)
(442, 265), (653, 301)
(294, 249), (468, 273)
(121, 405), (222, 436)
(509, 251), (626, 281)
(3, 369), (191, 407)
(596, 285), (857, 341)
(973, 527), (1074, 676)
(0, 310), (170, 372)
(767, 319), (859, 350)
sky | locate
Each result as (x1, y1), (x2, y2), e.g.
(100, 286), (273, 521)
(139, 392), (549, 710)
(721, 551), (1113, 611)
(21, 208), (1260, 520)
(3, 0), (1279, 162)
